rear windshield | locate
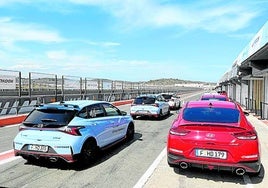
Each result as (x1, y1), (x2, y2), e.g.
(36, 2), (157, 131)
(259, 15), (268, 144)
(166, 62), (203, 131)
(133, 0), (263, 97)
(23, 109), (76, 128)
(134, 97), (156, 104)
(201, 97), (227, 101)
(183, 107), (240, 123)
(162, 94), (173, 100)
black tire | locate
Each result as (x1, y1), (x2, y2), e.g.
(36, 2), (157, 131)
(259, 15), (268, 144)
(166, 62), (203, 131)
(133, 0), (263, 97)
(158, 110), (163, 119)
(131, 115), (137, 119)
(167, 109), (170, 116)
(80, 139), (98, 165)
(22, 155), (37, 164)
(126, 123), (134, 141)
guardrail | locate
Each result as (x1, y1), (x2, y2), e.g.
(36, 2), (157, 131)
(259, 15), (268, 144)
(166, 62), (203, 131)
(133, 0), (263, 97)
(260, 101), (268, 119)
(0, 88), (201, 117)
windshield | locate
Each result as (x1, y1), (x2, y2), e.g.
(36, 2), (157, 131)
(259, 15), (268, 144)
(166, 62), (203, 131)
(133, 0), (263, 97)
(23, 109), (76, 127)
(183, 107), (240, 123)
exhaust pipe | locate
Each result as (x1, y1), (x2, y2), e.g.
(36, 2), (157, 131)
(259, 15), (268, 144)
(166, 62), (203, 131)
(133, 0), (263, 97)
(49, 157), (58, 163)
(235, 168), (246, 176)
(179, 162), (189, 169)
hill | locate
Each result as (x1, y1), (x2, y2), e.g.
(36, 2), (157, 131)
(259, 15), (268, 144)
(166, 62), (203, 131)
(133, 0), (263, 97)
(144, 78), (216, 86)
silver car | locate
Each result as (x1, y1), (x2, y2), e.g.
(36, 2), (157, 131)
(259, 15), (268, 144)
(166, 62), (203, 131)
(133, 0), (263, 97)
(161, 93), (181, 110)
(130, 94), (170, 119)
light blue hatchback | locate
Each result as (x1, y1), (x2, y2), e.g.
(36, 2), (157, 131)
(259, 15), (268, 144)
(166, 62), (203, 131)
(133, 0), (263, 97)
(13, 100), (135, 164)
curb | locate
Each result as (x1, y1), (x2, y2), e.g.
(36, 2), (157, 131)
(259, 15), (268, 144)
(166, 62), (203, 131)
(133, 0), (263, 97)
(0, 115), (27, 127)
(0, 100), (133, 127)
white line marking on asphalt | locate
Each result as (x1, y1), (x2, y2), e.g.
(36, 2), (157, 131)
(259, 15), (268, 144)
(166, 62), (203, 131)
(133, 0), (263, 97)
(0, 156), (20, 165)
(133, 147), (166, 188)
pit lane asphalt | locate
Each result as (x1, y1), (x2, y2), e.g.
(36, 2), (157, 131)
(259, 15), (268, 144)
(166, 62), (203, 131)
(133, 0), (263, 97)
(136, 113), (268, 188)
(2, 92), (266, 187)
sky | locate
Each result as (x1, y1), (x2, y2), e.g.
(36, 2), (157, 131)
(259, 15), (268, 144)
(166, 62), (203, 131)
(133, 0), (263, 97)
(0, 0), (268, 83)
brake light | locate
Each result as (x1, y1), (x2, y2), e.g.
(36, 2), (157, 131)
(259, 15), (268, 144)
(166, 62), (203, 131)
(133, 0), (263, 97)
(233, 131), (257, 140)
(152, 103), (159, 107)
(62, 126), (84, 136)
(169, 128), (190, 136)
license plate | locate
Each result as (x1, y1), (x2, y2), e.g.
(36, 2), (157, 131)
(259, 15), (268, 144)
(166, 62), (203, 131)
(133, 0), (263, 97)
(138, 110), (149, 114)
(195, 149), (227, 159)
(28, 144), (48, 152)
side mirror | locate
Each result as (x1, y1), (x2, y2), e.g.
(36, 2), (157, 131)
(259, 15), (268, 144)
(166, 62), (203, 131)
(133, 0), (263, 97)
(243, 111), (249, 116)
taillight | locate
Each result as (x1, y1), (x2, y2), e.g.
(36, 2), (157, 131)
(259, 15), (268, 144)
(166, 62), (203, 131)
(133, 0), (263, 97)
(152, 103), (159, 107)
(62, 126), (84, 136)
(169, 128), (190, 136)
(233, 131), (257, 140)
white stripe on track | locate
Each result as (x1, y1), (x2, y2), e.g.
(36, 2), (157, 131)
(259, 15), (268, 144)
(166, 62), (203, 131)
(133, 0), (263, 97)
(133, 147), (166, 188)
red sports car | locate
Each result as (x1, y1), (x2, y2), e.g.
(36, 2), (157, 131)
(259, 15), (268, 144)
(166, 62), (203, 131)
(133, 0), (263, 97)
(167, 100), (261, 176)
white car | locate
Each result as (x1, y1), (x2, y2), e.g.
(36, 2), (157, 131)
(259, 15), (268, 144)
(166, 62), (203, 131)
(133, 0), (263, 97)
(130, 94), (170, 119)
(161, 93), (181, 110)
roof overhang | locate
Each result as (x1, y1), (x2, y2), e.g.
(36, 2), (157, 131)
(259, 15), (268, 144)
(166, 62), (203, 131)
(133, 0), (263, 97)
(240, 43), (268, 70)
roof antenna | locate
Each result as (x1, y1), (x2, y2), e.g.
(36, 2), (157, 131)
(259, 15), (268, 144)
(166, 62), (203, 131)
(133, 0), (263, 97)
(208, 102), (213, 107)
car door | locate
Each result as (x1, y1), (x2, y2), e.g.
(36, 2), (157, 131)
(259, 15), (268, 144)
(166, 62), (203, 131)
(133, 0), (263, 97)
(102, 103), (127, 142)
(76, 104), (113, 147)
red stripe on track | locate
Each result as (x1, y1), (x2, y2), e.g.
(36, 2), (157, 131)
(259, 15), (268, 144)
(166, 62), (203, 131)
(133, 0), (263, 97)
(0, 115), (26, 127)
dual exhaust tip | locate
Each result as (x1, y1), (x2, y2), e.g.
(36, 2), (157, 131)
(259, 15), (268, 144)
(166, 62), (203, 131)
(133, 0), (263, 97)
(179, 162), (189, 169)
(235, 168), (246, 176)
(49, 157), (58, 163)
(179, 162), (246, 176)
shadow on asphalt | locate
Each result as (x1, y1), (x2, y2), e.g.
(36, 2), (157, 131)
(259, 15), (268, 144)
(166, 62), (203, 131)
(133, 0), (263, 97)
(24, 132), (143, 170)
(172, 164), (265, 185)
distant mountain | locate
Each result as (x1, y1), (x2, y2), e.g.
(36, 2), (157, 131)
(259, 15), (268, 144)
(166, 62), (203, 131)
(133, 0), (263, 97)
(144, 78), (216, 85)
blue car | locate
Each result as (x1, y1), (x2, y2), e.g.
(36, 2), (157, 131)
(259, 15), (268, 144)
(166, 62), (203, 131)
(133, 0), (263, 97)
(13, 100), (135, 164)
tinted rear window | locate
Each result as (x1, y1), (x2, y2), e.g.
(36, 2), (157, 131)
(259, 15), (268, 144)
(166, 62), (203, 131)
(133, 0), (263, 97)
(201, 97), (227, 101)
(162, 94), (172, 99)
(183, 107), (239, 123)
(23, 109), (76, 127)
(134, 97), (156, 104)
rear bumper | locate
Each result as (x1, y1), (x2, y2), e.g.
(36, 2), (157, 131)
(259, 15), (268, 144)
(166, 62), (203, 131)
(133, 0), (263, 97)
(167, 152), (261, 174)
(130, 112), (159, 118)
(14, 149), (79, 163)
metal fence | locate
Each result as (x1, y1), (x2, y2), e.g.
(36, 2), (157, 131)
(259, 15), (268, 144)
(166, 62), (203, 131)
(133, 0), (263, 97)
(0, 69), (202, 116)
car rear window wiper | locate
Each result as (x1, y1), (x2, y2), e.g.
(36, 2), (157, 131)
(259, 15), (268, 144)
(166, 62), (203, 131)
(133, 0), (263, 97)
(41, 118), (58, 122)
(22, 121), (37, 127)
(41, 123), (66, 128)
